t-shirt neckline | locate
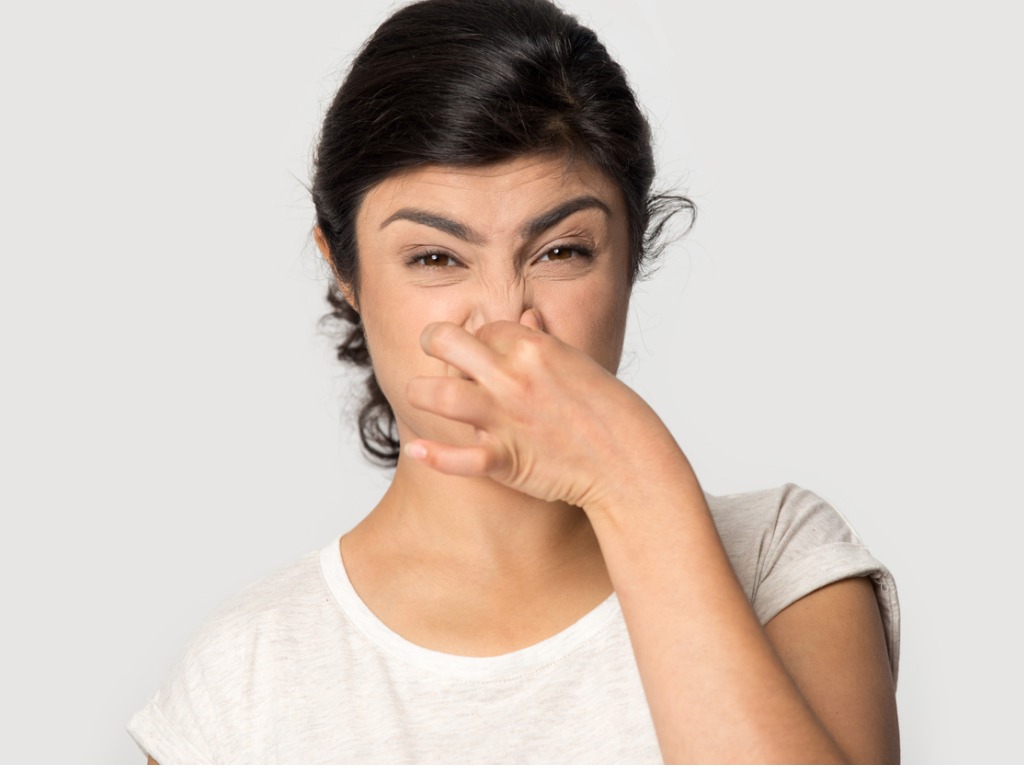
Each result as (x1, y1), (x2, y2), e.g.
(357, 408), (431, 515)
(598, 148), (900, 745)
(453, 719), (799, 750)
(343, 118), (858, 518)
(318, 536), (621, 682)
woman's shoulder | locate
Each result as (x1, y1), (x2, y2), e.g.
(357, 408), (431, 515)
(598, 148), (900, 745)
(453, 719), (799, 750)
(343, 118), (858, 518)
(217, 546), (324, 609)
(704, 483), (899, 676)
(704, 482), (863, 546)
(182, 544), (341, 664)
(705, 482), (868, 554)
(128, 542), (350, 762)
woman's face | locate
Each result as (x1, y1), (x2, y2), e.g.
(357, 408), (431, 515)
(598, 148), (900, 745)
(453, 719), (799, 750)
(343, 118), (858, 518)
(345, 153), (633, 449)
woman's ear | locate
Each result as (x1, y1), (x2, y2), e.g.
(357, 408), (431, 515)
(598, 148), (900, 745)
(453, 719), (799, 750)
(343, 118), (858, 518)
(314, 226), (359, 312)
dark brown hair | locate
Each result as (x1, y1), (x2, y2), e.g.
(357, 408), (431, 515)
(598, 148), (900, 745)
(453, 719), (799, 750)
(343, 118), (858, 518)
(312, 0), (693, 465)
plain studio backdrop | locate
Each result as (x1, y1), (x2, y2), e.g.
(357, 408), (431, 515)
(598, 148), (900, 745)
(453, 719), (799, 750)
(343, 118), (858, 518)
(1, 1), (1021, 763)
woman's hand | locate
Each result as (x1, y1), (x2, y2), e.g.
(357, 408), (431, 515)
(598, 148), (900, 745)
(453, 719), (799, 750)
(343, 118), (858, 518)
(404, 310), (896, 764)
(404, 309), (680, 510)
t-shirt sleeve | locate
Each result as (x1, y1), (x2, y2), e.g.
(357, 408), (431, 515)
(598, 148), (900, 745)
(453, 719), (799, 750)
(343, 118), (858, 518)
(126, 551), (326, 763)
(127, 642), (220, 764)
(710, 483), (900, 683)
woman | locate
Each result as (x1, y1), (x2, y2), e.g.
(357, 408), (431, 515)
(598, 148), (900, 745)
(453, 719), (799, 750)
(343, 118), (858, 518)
(129, 0), (899, 762)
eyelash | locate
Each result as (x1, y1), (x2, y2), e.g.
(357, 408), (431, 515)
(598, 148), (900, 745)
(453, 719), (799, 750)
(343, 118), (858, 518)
(408, 244), (595, 268)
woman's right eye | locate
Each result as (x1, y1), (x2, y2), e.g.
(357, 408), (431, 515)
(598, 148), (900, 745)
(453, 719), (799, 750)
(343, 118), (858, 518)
(411, 252), (459, 267)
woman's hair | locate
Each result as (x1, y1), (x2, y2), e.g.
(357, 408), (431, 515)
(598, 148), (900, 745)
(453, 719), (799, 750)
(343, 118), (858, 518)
(313, 0), (694, 465)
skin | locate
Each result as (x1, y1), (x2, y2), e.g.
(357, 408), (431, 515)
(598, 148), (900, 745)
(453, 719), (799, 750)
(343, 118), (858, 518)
(325, 154), (627, 655)
(286, 153), (899, 763)
(149, 154), (898, 764)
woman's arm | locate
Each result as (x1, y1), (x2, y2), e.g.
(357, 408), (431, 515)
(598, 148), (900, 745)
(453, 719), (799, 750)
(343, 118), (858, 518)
(584, 452), (897, 763)
(407, 316), (899, 763)
(765, 577), (900, 763)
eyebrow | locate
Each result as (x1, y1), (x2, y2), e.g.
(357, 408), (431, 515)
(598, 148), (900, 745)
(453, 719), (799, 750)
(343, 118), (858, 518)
(379, 209), (485, 245)
(378, 195), (612, 244)
(520, 195), (612, 239)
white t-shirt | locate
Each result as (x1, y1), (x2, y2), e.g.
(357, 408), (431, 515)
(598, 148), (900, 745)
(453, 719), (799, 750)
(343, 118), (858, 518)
(128, 483), (900, 764)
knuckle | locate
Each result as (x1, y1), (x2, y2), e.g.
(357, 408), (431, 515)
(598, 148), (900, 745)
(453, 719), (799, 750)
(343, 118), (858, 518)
(480, 450), (502, 476)
(474, 322), (502, 344)
(512, 333), (544, 361)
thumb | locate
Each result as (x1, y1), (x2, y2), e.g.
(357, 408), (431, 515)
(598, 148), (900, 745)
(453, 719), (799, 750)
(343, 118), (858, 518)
(519, 307), (545, 332)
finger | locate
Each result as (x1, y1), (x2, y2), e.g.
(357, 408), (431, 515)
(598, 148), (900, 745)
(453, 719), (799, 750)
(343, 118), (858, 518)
(403, 439), (499, 477)
(406, 376), (493, 428)
(473, 320), (560, 379)
(419, 322), (501, 383)
(473, 318), (544, 356)
(519, 307), (545, 332)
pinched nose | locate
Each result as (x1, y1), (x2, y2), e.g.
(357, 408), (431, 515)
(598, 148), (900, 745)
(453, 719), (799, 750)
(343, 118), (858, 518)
(463, 282), (538, 333)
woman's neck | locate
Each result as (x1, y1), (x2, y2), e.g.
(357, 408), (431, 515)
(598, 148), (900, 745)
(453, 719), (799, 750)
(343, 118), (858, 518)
(339, 454), (614, 656)
(363, 453), (600, 578)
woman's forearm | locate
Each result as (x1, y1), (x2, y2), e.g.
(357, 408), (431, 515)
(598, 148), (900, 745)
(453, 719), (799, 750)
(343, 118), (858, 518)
(585, 448), (847, 764)
(402, 316), (857, 761)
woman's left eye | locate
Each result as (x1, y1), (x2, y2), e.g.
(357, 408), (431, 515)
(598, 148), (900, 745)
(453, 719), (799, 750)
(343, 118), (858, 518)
(412, 252), (459, 267)
(537, 246), (591, 262)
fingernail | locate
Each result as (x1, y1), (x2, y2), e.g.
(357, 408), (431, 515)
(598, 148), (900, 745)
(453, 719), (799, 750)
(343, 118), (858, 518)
(404, 443), (427, 460)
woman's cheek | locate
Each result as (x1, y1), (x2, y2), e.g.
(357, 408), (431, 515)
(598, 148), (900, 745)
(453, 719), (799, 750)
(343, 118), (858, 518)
(360, 293), (454, 406)
(537, 281), (629, 371)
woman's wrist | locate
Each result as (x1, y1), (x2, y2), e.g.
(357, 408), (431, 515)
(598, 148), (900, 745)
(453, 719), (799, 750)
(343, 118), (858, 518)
(580, 416), (707, 534)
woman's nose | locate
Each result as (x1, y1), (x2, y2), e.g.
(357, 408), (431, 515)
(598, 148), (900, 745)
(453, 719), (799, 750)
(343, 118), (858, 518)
(464, 279), (535, 333)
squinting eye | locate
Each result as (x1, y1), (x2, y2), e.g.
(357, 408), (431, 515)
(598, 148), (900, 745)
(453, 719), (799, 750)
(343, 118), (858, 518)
(538, 246), (590, 262)
(413, 252), (458, 267)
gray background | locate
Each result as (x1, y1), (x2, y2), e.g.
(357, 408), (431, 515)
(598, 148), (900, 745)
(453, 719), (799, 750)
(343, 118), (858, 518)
(2, 0), (1021, 762)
